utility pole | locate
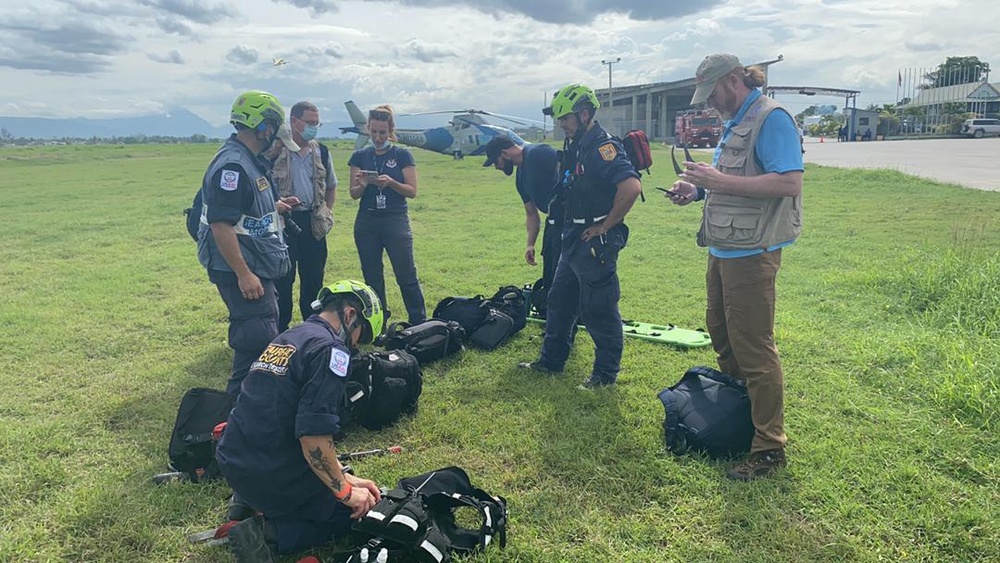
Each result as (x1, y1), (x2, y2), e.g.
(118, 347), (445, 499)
(602, 57), (621, 135)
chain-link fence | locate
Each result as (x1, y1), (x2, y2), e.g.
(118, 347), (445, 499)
(895, 64), (996, 136)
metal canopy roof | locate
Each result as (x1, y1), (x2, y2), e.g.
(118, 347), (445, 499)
(766, 86), (860, 98)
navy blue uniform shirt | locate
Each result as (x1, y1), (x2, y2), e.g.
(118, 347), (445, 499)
(216, 315), (352, 507)
(348, 145), (415, 213)
(562, 121), (639, 229)
(515, 143), (560, 214)
(571, 121), (638, 190)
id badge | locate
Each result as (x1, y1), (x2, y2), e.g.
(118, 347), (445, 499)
(376, 193), (387, 209)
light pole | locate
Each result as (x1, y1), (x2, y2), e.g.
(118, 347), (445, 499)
(602, 57), (621, 135)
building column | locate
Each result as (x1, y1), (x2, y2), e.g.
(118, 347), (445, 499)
(631, 96), (638, 132)
(660, 92), (668, 140)
(642, 92), (653, 137)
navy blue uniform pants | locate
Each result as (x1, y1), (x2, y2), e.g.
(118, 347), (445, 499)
(540, 217), (562, 291)
(277, 210), (328, 332)
(220, 465), (352, 555)
(215, 279), (279, 397)
(354, 211), (426, 324)
(538, 224), (626, 382)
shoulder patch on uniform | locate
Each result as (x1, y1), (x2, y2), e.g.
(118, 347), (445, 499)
(330, 348), (350, 377)
(220, 170), (239, 191)
(598, 143), (617, 161)
(249, 343), (296, 377)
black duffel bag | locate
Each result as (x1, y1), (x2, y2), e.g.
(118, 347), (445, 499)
(432, 295), (491, 335)
(380, 320), (465, 366)
(488, 285), (527, 334)
(658, 366), (754, 458)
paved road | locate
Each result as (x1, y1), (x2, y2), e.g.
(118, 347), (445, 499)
(800, 137), (1000, 192)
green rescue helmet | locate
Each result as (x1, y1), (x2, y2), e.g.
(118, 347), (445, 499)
(543, 83), (600, 119)
(230, 90), (286, 131)
(312, 280), (384, 344)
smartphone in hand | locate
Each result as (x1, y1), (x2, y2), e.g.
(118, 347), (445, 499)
(360, 170), (379, 181)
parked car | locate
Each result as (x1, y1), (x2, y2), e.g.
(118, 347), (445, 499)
(960, 118), (1000, 138)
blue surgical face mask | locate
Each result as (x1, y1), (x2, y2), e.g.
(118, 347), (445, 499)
(300, 125), (318, 142)
(372, 138), (392, 151)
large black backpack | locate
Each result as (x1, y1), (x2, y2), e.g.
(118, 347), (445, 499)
(184, 188), (203, 241)
(487, 285), (527, 334)
(345, 349), (422, 431)
(167, 388), (233, 482)
(380, 320), (465, 366)
(431, 295), (491, 335)
(657, 366), (754, 458)
(346, 466), (508, 563)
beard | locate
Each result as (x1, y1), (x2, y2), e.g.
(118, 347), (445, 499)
(503, 161), (514, 176)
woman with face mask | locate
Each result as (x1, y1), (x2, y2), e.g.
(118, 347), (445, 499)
(348, 105), (426, 325)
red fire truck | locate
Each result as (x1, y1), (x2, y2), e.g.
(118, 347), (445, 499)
(674, 109), (723, 148)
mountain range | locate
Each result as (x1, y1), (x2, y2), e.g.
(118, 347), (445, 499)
(0, 108), (314, 140)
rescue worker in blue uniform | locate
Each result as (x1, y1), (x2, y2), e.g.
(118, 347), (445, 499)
(481, 135), (562, 315)
(217, 280), (385, 562)
(197, 90), (302, 397)
(519, 84), (642, 388)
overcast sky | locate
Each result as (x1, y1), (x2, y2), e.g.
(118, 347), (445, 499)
(2, 0), (998, 127)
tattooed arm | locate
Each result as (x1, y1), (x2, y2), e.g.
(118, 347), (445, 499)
(300, 435), (381, 518)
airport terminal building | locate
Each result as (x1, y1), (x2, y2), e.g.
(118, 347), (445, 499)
(587, 57), (784, 141)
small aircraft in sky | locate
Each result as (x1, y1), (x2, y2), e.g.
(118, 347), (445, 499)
(272, 57), (288, 66)
(340, 100), (535, 159)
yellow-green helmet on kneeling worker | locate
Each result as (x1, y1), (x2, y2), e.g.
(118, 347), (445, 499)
(543, 83), (600, 119)
(312, 280), (384, 344)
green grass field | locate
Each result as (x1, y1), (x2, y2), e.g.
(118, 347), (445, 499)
(1, 141), (997, 562)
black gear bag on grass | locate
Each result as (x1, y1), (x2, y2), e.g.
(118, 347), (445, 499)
(345, 466), (508, 563)
(467, 308), (515, 351)
(345, 349), (422, 431)
(380, 320), (465, 366)
(167, 387), (233, 482)
(487, 285), (527, 334)
(431, 296), (491, 335)
(658, 366), (754, 459)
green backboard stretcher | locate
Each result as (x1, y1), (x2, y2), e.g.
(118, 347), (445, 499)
(526, 316), (712, 348)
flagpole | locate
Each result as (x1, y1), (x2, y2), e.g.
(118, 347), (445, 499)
(896, 69), (903, 106)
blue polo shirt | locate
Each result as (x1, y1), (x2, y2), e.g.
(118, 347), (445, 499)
(709, 89), (803, 259)
(515, 143), (560, 214)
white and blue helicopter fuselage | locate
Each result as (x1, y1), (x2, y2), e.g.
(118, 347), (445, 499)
(342, 101), (528, 159)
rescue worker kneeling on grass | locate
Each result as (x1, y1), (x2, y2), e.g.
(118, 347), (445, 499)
(216, 280), (385, 562)
(518, 84), (641, 388)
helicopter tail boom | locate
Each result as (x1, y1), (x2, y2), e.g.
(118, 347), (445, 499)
(344, 100), (370, 149)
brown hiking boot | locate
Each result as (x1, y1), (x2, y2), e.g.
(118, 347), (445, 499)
(726, 449), (786, 481)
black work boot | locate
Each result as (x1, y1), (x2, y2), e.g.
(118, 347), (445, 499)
(227, 493), (256, 522)
(726, 449), (787, 481)
(516, 360), (563, 375)
(228, 515), (275, 563)
(577, 373), (615, 390)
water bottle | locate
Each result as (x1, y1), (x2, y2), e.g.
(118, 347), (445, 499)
(521, 283), (533, 318)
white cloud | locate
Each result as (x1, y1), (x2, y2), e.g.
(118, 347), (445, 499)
(0, 0), (998, 123)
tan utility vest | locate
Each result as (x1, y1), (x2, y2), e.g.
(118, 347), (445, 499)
(697, 94), (803, 250)
(271, 140), (334, 240)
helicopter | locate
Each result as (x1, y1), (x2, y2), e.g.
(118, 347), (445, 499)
(340, 100), (538, 159)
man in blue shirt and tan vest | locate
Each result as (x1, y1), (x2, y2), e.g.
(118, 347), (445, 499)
(268, 101), (338, 333)
(667, 54), (804, 480)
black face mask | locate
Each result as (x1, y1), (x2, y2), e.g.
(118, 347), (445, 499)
(502, 161), (514, 176)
